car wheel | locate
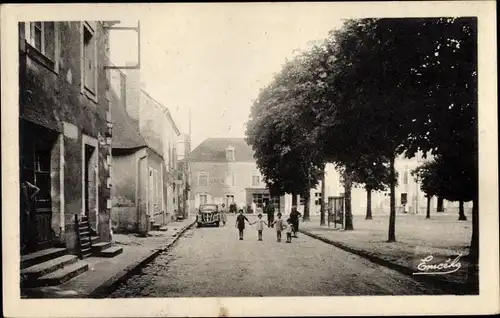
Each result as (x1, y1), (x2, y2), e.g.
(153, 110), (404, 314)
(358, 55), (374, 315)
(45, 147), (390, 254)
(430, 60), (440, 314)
(216, 222), (220, 227)
(197, 223), (202, 228)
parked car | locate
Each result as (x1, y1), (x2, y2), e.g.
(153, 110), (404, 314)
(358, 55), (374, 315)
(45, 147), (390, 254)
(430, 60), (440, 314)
(196, 204), (221, 227)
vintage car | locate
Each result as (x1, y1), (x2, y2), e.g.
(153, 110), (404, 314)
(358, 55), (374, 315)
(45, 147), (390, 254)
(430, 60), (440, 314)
(196, 204), (221, 227)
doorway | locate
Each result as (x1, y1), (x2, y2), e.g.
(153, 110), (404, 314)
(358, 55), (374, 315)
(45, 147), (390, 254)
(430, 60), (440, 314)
(82, 138), (98, 231)
(225, 194), (234, 210)
(20, 122), (57, 253)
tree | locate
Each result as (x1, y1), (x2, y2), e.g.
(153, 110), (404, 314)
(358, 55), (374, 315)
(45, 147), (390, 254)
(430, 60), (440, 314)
(246, 52), (326, 217)
(399, 17), (478, 261)
(412, 160), (441, 219)
(349, 155), (391, 220)
(320, 168), (326, 225)
(313, 18), (477, 243)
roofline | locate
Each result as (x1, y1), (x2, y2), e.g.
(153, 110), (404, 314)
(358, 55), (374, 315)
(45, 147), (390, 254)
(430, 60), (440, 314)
(140, 89), (181, 136)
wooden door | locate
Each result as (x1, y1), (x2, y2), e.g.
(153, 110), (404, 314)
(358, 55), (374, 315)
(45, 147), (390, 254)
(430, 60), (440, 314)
(20, 125), (55, 251)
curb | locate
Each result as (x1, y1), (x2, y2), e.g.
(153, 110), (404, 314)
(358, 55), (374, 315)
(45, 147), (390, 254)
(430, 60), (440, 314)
(88, 220), (196, 298)
(299, 229), (478, 295)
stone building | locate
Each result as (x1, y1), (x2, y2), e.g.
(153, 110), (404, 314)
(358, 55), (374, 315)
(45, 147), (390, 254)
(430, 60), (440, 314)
(109, 67), (183, 233)
(19, 21), (114, 255)
(189, 138), (289, 215)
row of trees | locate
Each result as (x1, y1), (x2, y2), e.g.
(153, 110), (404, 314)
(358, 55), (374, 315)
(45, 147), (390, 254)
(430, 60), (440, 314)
(245, 18), (478, 263)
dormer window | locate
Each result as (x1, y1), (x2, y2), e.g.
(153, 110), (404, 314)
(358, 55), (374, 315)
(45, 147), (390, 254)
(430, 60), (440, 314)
(225, 146), (235, 161)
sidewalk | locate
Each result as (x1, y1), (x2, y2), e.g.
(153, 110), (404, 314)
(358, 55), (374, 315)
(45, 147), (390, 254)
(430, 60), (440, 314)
(21, 217), (196, 298)
(299, 213), (478, 294)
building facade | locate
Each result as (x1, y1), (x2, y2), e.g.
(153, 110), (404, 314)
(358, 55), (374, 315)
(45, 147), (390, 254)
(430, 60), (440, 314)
(108, 70), (166, 233)
(19, 21), (113, 255)
(189, 138), (287, 215)
(308, 153), (473, 216)
(109, 67), (183, 228)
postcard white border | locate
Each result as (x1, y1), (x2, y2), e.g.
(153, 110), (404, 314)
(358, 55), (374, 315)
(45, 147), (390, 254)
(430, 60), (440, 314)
(1, 2), (498, 317)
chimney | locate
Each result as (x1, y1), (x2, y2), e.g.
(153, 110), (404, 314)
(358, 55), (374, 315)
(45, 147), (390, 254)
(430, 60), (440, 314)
(125, 62), (141, 126)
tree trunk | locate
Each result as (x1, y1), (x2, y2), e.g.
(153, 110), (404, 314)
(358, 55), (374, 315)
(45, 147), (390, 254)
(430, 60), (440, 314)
(467, 198), (479, 288)
(426, 196), (431, 219)
(365, 188), (373, 220)
(458, 200), (467, 220)
(320, 170), (326, 226)
(343, 170), (354, 230)
(388, 154), (396, 242)
(437, 197), (444, 212)
(303, 191), (310, 221)
(292, 193), (297, 207)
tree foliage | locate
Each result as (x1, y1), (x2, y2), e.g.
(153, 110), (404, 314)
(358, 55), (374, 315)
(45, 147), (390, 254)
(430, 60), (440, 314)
(245, 52), (326, 207)
(246, 17), (477, 251)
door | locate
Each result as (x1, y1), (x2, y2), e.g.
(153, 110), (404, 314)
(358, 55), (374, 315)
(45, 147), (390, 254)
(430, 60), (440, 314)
(137, 156), (147, 233)
(33, 149), (52, 248)
(20, 123), (56, 252)
(84, 144), (95, 217)
(148, 168), (154, 217)
(225, 195), (234, 209)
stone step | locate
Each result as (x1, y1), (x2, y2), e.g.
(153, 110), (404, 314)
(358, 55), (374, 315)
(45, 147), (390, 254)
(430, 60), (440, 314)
(79, 230), (90, 237)
(34, 262), (89, 287)
(91, 236), (99, 244)
(21, 254), (78, 281)
(21, 248), (67, 269)
(92, 241), (112, 253)
(151, 223), (161, 230)
(97, 246), (123, 258)
(80, 240), (91, 248)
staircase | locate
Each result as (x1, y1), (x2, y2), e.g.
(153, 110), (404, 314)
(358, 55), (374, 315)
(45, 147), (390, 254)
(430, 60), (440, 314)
(76, 214), (123, 258)
(21, 248), (88, 288)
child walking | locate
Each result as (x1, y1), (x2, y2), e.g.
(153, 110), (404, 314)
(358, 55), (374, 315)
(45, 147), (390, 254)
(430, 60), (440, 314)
(285, 218), (293, 243)
(272, 212), (284, 242)
(251, 214), (268, 241)
(235, 210), (251, 240)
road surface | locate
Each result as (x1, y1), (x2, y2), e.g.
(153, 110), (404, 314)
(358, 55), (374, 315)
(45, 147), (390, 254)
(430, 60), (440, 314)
(109, 215), (445, 297)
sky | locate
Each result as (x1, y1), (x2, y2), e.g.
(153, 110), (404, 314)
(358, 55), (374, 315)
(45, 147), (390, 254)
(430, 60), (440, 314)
(109, 5), (344, 150)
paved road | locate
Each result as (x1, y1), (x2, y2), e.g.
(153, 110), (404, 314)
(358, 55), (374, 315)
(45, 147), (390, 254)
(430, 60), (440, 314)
(109, 215), (446, 297)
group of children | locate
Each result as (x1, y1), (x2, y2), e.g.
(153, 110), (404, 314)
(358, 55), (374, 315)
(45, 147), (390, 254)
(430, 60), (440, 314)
(235, 211), (296, 243)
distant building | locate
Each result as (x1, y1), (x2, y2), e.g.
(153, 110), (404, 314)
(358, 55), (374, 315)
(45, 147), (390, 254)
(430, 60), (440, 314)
(109, 66), (184, 233)
(315, 152), (473, 216)
(109, 71), (165, 233)
(189, 138), (287, 214)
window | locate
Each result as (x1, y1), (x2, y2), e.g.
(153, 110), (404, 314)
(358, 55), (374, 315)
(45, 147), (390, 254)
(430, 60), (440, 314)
(24, 22), (57, 69)
(199, 194), (208, 205)
(198, 172), (208, 186)
(401, 193), (408, 205)
(252, 193), (280, 210)
(226, 148), (235, 161)
(225, 173), (235, 186)
(403, 171), (409, 185)
(82, 22), (97, 97)
(251, 174), (260, 187)
(315, 192), (322, 205)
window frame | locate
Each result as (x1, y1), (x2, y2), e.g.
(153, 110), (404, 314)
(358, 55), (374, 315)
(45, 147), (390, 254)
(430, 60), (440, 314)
(23, 22), (58, 73)
(226, 148), (235, 161)
(81, 21), (98, 103)
(199, 194), (208, 205)
(225, 172), (235, 187)
(198, 172), (209, 187)
(251, 173), (260, 187)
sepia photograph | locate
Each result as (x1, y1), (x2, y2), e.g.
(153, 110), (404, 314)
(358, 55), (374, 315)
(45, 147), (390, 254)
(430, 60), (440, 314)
(1, 2), (498, 317)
